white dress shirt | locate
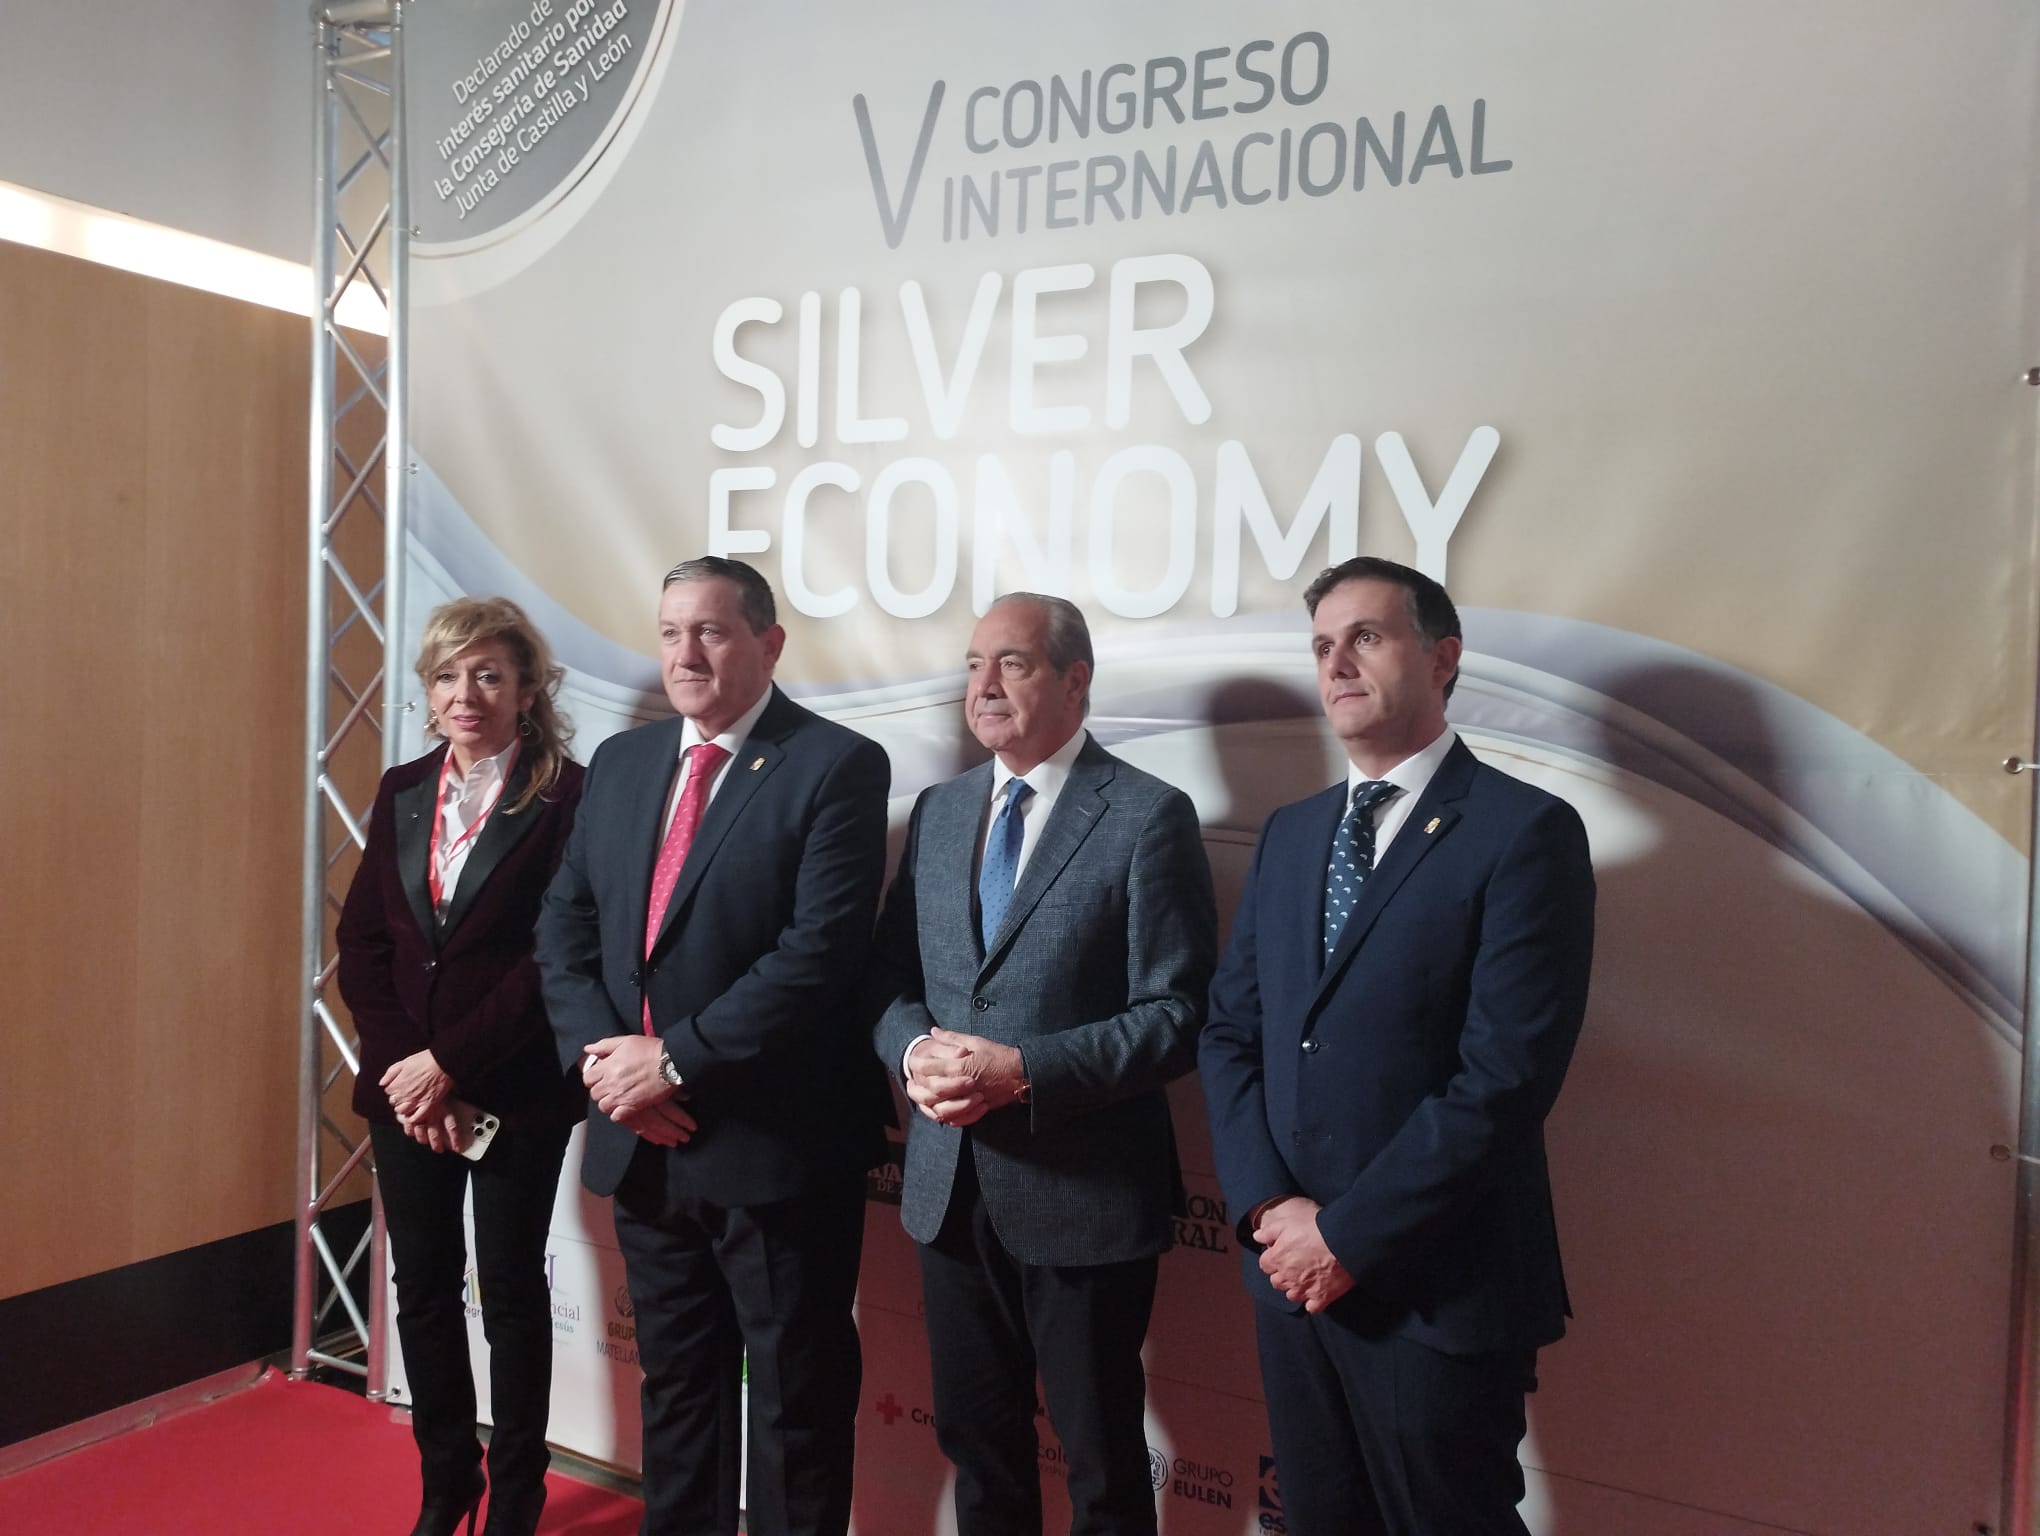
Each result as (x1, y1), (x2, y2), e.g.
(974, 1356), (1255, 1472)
(661, 683), (776, 837)
(1344, 727), (1459, 863)
(433, 739), (519, 920)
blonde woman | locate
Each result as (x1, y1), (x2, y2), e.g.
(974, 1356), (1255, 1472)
(337, 598), (584, 1536)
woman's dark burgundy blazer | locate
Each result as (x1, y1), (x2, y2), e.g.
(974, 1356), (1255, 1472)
(337, 745), (586, 1130)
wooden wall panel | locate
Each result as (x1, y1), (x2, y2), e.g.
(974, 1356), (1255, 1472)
(0, 242), (324, 1299)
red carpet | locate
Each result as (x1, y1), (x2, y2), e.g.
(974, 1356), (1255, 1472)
(0, 1370), (643, 1536)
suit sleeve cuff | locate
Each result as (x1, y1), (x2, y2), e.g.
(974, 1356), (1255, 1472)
(1237, 1191), (1301, 1248)
(1315, 1198), (1400, 1303)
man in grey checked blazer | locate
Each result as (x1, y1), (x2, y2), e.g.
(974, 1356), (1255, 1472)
(868, 593), (1217, 1536)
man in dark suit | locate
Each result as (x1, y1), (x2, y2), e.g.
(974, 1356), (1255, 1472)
(537, 557), (890, 1536)
(869, 593), (1217, 1536)
(1199, 557), (1595, 1536)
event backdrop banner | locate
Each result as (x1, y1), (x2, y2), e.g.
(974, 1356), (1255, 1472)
(391, 3), (2040, 1532)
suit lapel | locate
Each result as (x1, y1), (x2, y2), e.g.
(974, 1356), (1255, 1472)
(1294, 784), (1348, 986)
(624, 717), (690, 958)
(1310, 739), (1477, 1010)
(393, 754), (440, 945)
(439, 747), (543, 942)
(928, 764), (995, 962)
(650, 689), (793, 955)
(979, 740), (1113, 974)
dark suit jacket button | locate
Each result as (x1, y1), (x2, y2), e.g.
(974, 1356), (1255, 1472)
(628, 968), (641, 987)
(972, 996), (991, 1012)
(1300, 1038), (1320, 1054)
(423, 960), (436, 973)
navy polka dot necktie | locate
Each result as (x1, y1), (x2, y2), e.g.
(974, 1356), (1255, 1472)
(1324, 780), (1397, 959)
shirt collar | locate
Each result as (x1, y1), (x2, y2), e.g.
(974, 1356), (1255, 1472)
(991, 724), (1088, 804)
(1347, 727), (1457, 809)
(680, 682), (775, 762)
(445, 738), (518, 798)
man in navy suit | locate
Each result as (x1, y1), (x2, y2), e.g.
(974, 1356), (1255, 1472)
(869, 593), (1216, 1536)
(1199, 557), (1595, 1536)
(538, 557), (890, 1536)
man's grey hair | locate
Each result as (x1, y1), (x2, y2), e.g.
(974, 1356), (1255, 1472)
(989, 591), (1093, 711)
(662, 555), (777, 633)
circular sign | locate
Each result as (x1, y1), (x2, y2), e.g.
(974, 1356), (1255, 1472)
(405, 0), (672, 247)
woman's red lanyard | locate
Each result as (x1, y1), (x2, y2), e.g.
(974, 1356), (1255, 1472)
(428, 743), (516, 911)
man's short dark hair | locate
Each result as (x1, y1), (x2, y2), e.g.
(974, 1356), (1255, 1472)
(663, 556), (777, 633)
(988, 591), (1094, 710)
(1303, 556), (1462, 700)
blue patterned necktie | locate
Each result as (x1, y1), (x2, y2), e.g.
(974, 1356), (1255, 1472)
(1324, 780), (1397, 959)
(978, 778), (1033, 948)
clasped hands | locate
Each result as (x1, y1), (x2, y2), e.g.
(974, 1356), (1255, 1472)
(903, 1026), (1027, 1127)
(1253, 1196), (1356, 1314)
(381, 1049), (475, 1154)
(580, 1035), (698, 1147)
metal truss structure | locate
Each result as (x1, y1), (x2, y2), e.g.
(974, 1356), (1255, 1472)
(295, 0), (409, 1394)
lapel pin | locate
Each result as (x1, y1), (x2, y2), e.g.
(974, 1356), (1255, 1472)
(1424, 817), (1440, 834)
(750, 757), (765, 771)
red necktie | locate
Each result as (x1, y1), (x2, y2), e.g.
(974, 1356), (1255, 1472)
(642, 741), (730, 1032)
